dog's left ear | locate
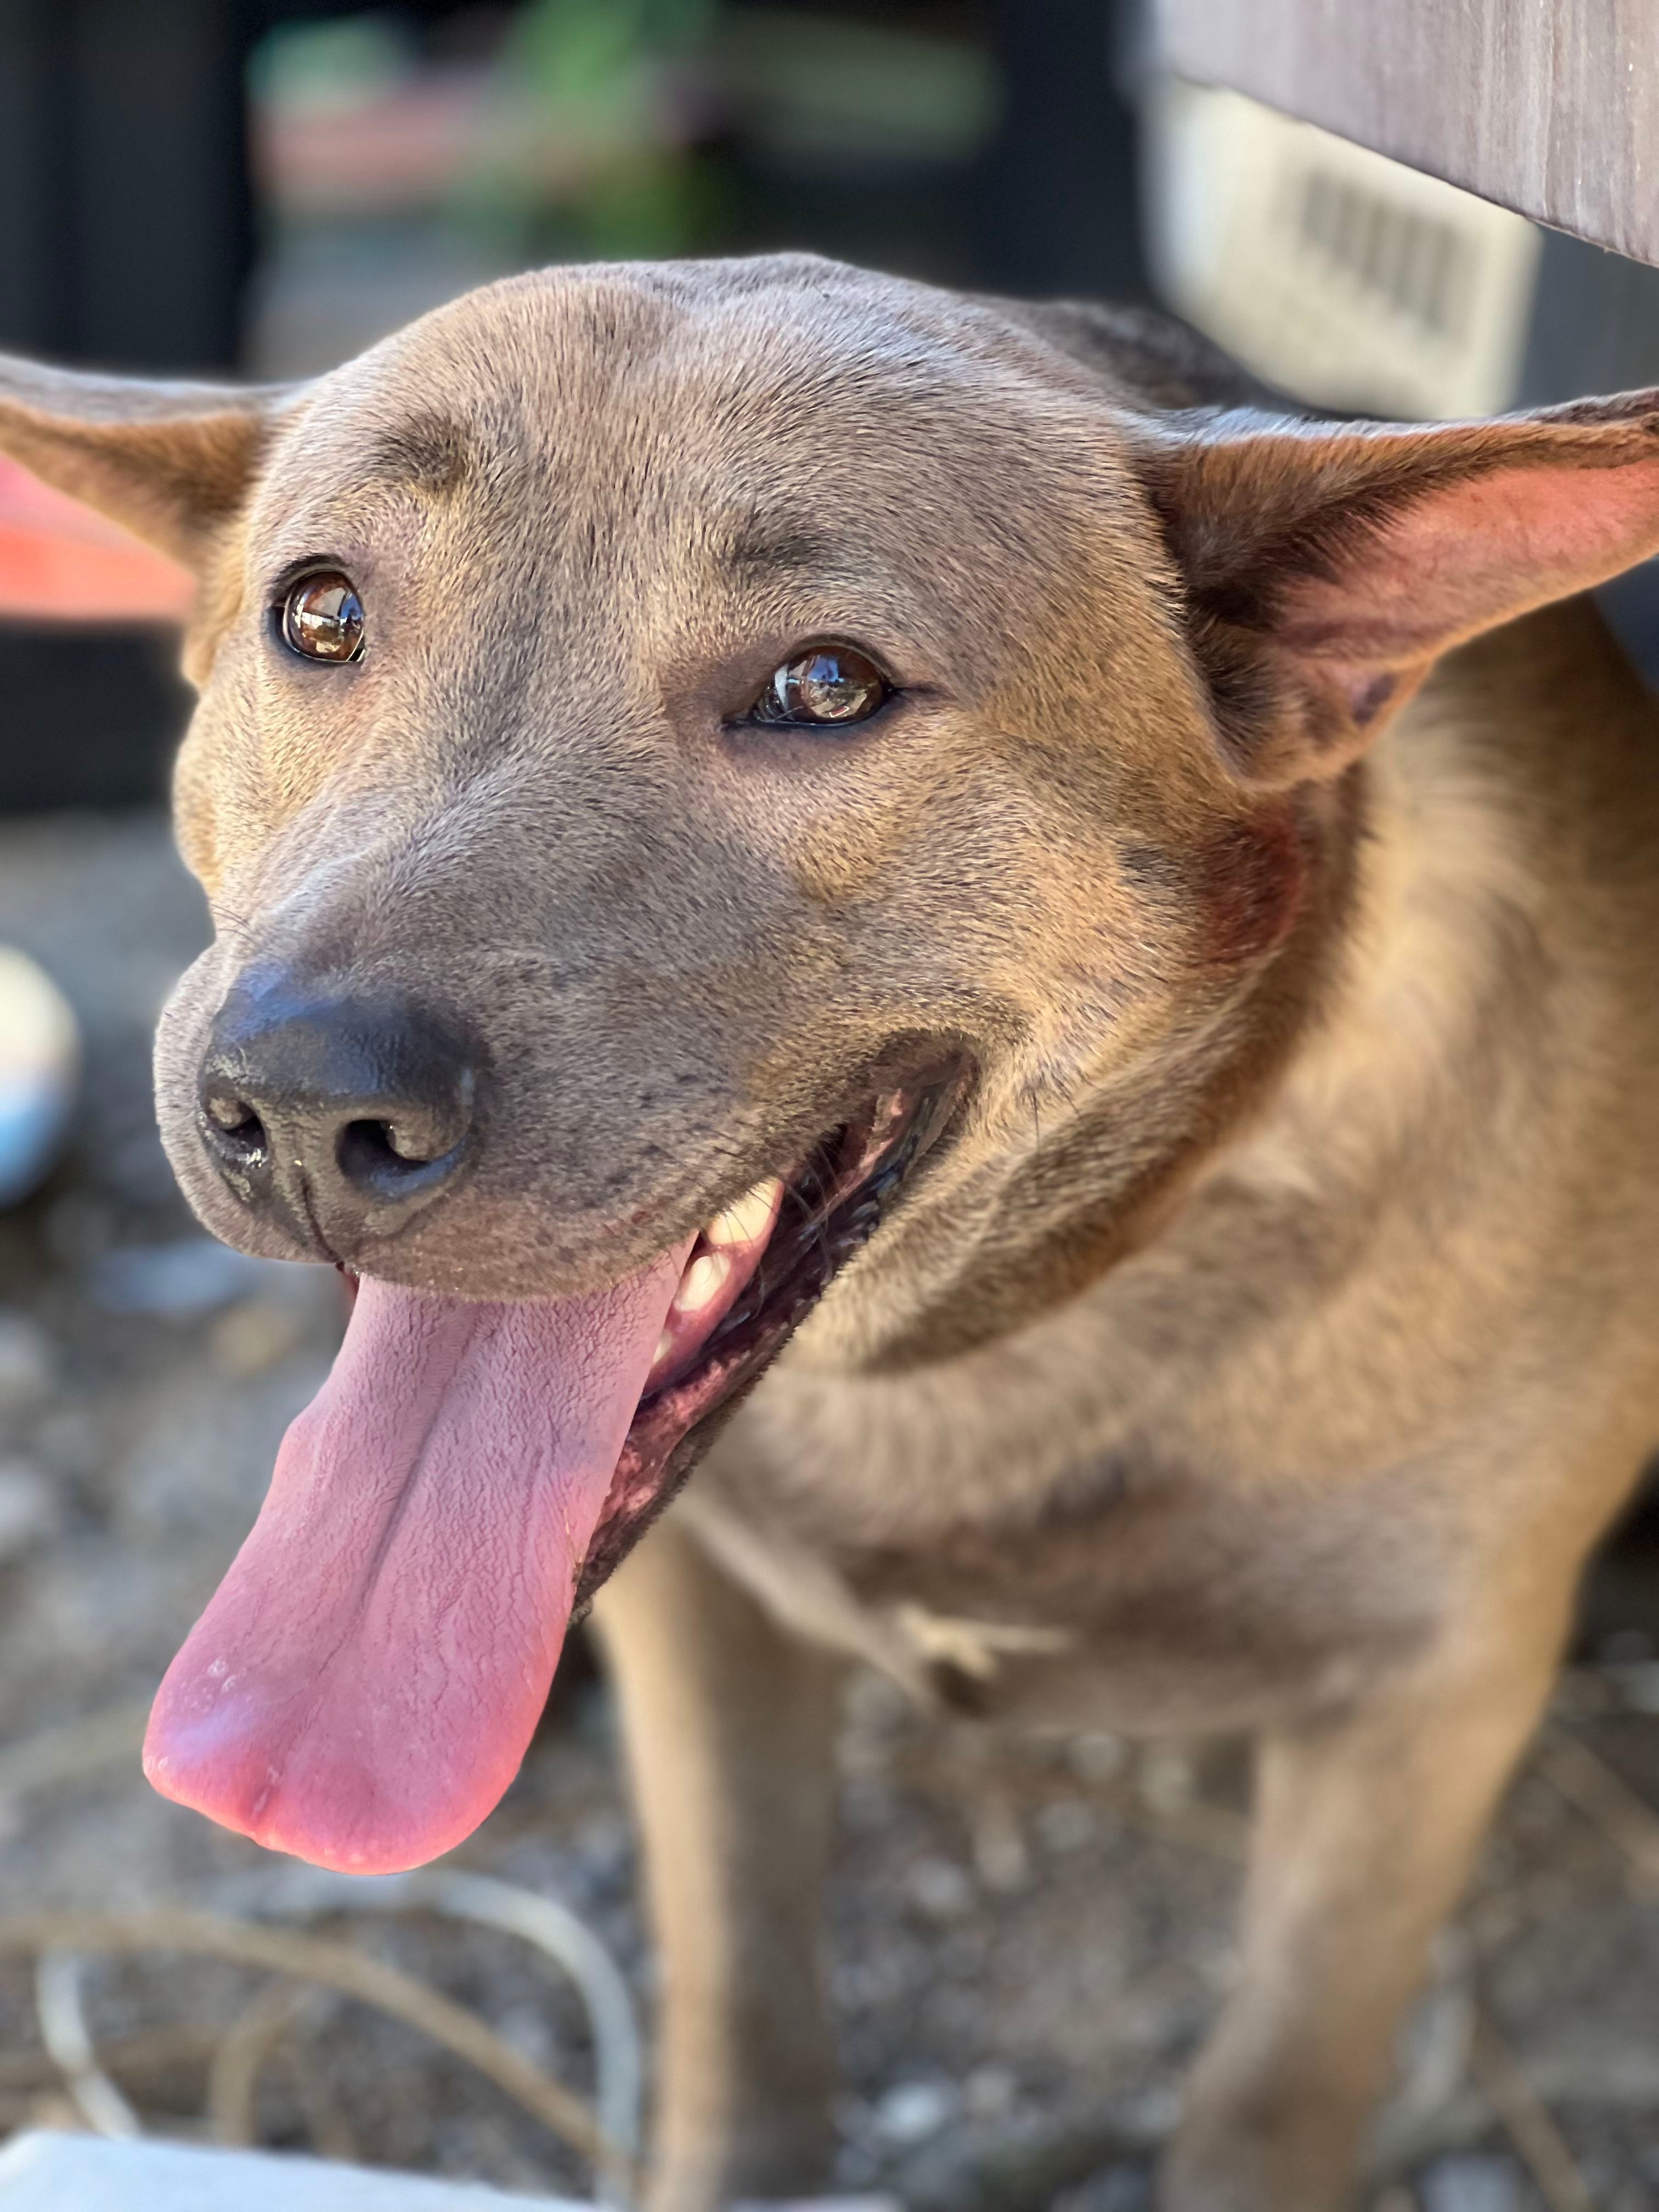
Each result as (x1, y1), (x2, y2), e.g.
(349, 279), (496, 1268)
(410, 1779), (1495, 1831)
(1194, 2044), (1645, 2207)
(0, 349), (294, 573)
(1131, 391), (1659, 786)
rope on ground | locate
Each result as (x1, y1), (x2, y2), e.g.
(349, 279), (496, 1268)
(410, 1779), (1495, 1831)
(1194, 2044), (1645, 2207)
(0, 1703), (642, 2197)
(1536, 1724), (1659, 1889)
(1471, 2010), (1595, 2212)
(208, 1977), (319, 2149)
(0, 1909), (635, 2199)
(34, 1949), (142, 2140)
(232, 1863), (643, 2203)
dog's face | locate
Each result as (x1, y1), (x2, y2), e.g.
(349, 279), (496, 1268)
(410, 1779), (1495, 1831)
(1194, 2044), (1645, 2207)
(8, 255), (1659, 1874)
(154, 259), (1278, 1362)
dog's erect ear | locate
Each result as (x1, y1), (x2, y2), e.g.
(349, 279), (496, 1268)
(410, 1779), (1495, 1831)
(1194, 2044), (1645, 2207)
(1131, 391), (1659, 786)
(0, 351), (293, 573)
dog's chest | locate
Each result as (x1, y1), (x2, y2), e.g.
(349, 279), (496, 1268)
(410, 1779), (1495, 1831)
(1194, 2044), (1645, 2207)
(689, 1288), (1458, 1736)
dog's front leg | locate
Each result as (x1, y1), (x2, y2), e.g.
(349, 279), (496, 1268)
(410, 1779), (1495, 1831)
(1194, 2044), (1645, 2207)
(594, 1512), (845, 2212)
(1161, 1589), (1571, 2212)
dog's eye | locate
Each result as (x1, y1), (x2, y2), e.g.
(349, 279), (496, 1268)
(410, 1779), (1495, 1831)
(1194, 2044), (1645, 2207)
(280, 571), (365, 663)
(747, 644), (890, 727)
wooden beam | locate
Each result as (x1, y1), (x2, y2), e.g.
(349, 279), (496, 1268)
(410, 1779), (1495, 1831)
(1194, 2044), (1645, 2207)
(1154, 0), (1659, 268)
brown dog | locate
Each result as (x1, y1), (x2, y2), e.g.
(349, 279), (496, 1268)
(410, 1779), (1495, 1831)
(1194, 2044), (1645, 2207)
(4, 256), (1659, 2211)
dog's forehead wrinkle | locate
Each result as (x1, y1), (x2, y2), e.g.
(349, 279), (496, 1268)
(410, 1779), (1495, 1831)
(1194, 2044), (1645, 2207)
(710, 512), (847, 584)
(358, 409), (475, 494)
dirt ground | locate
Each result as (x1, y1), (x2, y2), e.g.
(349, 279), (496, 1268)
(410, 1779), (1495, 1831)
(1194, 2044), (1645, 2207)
(1, 810), (1657, 2211)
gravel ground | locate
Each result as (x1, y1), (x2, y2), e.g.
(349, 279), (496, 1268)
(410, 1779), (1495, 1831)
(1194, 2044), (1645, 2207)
(0, 810), (1657, 2211)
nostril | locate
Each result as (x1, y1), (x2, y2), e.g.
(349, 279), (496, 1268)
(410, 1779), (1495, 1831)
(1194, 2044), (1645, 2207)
(199, 1087), (270, 1167)
(336, 1114), (469, 1195)
(341, 1118), (422, 1171)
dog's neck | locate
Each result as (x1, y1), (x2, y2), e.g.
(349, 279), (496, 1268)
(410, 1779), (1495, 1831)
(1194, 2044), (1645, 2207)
(806, 599), (1645, 1382)
(806, 794), (1362, 1377)
(1224, 597), (1640, 1223)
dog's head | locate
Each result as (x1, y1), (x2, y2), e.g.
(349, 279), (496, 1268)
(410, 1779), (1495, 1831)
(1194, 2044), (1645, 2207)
(8, 254), (1659, 1872)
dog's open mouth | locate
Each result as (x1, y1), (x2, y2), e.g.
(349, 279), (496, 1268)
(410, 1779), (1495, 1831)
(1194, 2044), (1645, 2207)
(581, 1077), (960, 1599)
(142, 1073), (961, 1875)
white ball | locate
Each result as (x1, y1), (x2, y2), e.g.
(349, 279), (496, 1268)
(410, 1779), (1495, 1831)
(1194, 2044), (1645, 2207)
(0, 948), (80, 1206)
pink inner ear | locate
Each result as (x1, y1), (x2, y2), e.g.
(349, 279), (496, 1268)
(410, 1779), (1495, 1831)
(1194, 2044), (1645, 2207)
(0, 456), (195, 622)
(1277, 456), (1659, 700)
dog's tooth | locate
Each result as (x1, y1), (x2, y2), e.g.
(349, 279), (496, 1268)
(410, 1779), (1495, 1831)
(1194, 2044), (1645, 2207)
(653, 1329), (674, 1368)
(704, 1175), (785, 1249)
(674, 1250), (731, 1314)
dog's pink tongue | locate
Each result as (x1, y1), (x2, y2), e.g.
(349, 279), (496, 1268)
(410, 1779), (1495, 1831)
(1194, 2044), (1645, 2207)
(144, 1254), (687, 1874)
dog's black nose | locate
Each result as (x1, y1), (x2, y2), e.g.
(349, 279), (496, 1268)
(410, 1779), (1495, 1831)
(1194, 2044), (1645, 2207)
(198, 979), (477, 1250)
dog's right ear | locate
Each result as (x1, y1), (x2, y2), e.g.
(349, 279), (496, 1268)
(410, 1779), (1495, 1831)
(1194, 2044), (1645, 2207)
(0, 351), (294, 572)
(1127, 389), (1659, 788)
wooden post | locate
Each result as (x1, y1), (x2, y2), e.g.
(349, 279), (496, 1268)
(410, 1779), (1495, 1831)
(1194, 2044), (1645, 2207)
(1154, 0), (1659, 268)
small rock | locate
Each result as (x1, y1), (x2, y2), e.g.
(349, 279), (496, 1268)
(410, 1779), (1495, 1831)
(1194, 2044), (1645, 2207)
(0, 1458), (59, 1560)
(30, 1404), (104, 1482)
(211, 1296), (310, 1377)
(906, 1855), (974, 1920)
(832, 1953), (910, 2012)
(842, 1776), (900, 1832)
(1418, 2153), (1524, 2212)
(573, 1809), (631, 1874)
(88, 1236), (281, 1318)
(872, 2078), (957, 2146)
(961, 2061), (1017, 2123)
(1120, 2082), (1182, 2137)
(0, 1311), (54, 1418)
(1035, 1797), (1098, 1853)
(1068, 1730), (1128, 1784)
(43, 1189), (115, 1266)
(1054, 2167), (1153, 2212)
(845, 1667), (913, 1738)
(1138, 1745), (1200, 1812)
(972, 1794), (1030, 1892)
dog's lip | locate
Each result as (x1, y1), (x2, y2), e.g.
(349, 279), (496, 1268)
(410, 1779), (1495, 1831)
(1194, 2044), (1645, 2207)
(572, 1067), (967, 1604)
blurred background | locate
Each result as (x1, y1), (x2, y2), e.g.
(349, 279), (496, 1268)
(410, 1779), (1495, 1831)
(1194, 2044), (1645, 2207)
(1, 5), (1658, 2209)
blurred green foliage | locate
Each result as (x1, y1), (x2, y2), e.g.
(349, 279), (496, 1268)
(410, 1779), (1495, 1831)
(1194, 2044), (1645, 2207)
(465, 0), (723, 258)
(250, 2), (1002, 265)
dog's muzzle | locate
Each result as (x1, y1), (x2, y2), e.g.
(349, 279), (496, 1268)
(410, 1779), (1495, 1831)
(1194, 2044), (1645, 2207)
(196, 973), (477, 1258)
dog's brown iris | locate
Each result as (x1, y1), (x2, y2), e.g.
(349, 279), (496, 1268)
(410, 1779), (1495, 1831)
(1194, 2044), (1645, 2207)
(753, 644), (889, 727)
(281, 571), (365, 663)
